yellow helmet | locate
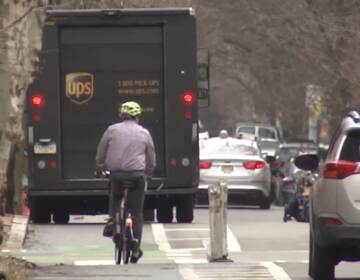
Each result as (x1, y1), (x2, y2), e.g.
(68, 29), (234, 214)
(120, 101), (142, 117)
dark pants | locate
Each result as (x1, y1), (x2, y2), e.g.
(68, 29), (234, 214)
(109, 172), (146, 249)
(285, 195), (308, 222)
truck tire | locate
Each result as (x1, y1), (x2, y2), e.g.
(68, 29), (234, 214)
(311, 238), (335, 280)
(30, 197), (51, 224)
(156, 196), (173, 223)
(143, 208), (155, 222)
(53, 211), (70, 224)
(175, 194), (194, 223)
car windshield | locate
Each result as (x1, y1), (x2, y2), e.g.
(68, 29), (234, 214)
(238, 127), (255, 135)
(258, 127), (276, 139)
(278, 147), (300, 162)
(202, 140), (259, 156)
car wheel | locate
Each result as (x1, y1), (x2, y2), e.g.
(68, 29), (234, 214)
(53, 211), (70, 224)
(308, 230), (314, 278)
(276, 189), (285, 206)
(311, 238), (335, 280)
(259, 196), (271, 209)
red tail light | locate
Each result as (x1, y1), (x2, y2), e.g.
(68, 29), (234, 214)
(182, 91), (195, 105)
(244, 161), (265, 170)
(31, 95), (45, 107)
(323, 161), (359, 179)
(184, 110), (192, 119)
(325, 218), (343, 226)
(50, 160), (57, 169)
(199, 161), (212, 169)
(170, 158), (177, 167)
(33, 112), (42, 122)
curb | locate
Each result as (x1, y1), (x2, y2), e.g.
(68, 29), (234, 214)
(3, 215), (29, 250)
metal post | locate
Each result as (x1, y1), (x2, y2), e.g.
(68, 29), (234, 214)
(208, 181), (229, 262)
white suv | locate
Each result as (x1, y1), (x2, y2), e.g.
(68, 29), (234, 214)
(295, 111), (360, 280)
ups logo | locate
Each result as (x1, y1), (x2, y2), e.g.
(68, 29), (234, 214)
(66, 72), (94, 104)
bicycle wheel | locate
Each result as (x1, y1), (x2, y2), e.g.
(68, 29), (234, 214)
(114, 234), (122, 264)
(122, 229), (131, 264)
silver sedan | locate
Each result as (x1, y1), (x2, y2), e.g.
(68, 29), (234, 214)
(198, 136), (272, 209)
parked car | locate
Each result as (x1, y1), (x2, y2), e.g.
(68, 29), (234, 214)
(235, 123), (282, 157)
(274, 142), (318, 176)
(294, 111), (360, 280)
(197, 131), (272, 208)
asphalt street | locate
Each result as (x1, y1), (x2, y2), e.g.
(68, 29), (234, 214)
(2, 206), (360, 280)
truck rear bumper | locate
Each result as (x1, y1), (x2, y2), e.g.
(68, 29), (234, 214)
(29, 187), (198, 197)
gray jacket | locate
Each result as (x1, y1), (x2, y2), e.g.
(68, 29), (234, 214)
(96, 120), (156, 173)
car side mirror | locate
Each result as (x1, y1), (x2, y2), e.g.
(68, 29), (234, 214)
(265, 155), (275, 163)
(294, 154), (319, 171)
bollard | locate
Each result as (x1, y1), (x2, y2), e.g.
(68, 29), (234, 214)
(208, 181), (230, 262)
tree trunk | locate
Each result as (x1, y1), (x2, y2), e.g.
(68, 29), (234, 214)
(5, 142), (17, 214)
(0, 138), (11, 215)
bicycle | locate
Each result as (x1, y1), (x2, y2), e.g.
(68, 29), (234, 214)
(97, 171), (140, 265)
(113, 179), (139, 265)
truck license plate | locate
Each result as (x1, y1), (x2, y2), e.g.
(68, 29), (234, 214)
(34, 142), (57, 154)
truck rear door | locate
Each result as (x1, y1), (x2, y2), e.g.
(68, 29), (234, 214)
(60, 26), (165, 179)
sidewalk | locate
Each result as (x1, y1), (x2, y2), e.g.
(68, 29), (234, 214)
(0, 214), (29, 251)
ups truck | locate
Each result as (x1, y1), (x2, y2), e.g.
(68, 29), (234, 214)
(27, 8), (203, 224)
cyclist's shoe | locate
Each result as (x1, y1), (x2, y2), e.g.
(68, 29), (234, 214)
(103, 218), (114, 237)
(130, 248), (143, 263)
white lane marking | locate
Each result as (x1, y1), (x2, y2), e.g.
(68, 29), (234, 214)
(262, 261), (292, 280)
(152, 224), (208, 264)
(164, 228), (208, 232)
(175, 258), (207, 264)
(75, 260), (114, 266)
(227, 226), (241, 252)
(161, 225), (241, 253)
(166, 253), (192, 257)
(1, 249), (10, 253)
(179, 264), (201, 280)
(167, 238), (207, 241)
(152, 223), (171, 251)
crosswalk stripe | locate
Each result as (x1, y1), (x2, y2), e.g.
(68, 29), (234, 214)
(262, 262), (292, 280)
(227, 226), (241, 252)
(152, 224), (242, 260)
(179, 263), (282, 280)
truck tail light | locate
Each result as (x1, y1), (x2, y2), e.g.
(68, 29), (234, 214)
(170, 158), (177, 167)
(244, 161), (265, 170)
(50, 160), (57, 169)
(184, 110), (192, 119)
(199, 161), (212, 169)
(182, 91), (195, 105)
(323, 161), (359, 179)
(31, 94), (45, 107)
(33, 112), (42, 122)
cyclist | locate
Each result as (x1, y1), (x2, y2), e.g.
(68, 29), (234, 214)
(95, 101), (156, 263)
